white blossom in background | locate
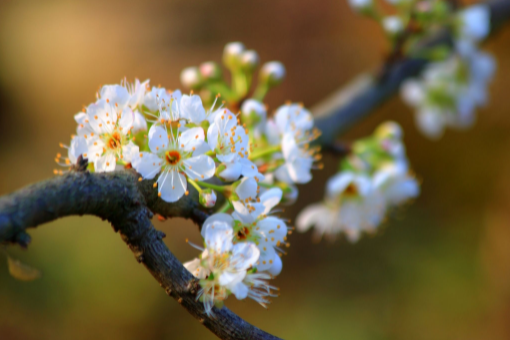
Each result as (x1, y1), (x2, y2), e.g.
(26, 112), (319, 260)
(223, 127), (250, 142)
(401, 50), (495, 139)
(132, 125), (215, 202)
(297, 172), (384, 242)
(184, 221), (260, 315)
(297, 121), (419, 242)
(457, 5), (490, 43)
(373, 161), (419, 206)
(383, 16), (404, 35)
(348, 0), (372, 11)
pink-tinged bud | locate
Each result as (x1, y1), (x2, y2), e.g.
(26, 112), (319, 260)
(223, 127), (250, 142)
(180, 67), (202, 89)
(199, 61), (222, 81)
(199, 189), (217, 208)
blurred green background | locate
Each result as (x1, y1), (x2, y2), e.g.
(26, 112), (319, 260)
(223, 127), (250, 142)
(1, 0), (510, 339)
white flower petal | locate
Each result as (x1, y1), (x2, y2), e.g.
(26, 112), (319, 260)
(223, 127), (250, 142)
(118, 107), (134, 132)
(68, 136), (88, 164)
(203, 220), (233, 254)
(201, 213), (234, 238)
(219, 163), (243, 181)
(95, 154), (116, 173)
(148, 125), (169, 153)
(100, 84), (130, 108)
(158, 170), (187, 203)
(180, 94), (206, 124)
(121, 142), (139, 163)
(235, 177), (258, 202)
(257, 216), (287, 246)
(183, 155), (215, 180)
(179, 127), (205, 153)
(259, 188), (282, 214)
(132, 110), (147, 133)
(267, 253), (282, 276)
(132, 152), (162, 179)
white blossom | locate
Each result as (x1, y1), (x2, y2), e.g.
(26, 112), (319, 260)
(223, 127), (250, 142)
(132, 125), (215, 202)
(458, 5), (490, 42)
(184, 221), (260, 315)
(401, 51), (495, 139)
(297, 172), (385, 242)
(207, 109), (260, 181)
(373, 162), (419, 206)
(201, 188), (287, 272)
(83, 99), (138, 172)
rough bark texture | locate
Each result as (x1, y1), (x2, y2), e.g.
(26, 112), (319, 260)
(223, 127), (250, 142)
(0, 165), (281, 340)
(0, 1), (508, 339)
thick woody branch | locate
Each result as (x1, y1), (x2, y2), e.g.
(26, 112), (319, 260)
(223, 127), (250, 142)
(314, 0), (510, 145)
(0, 166), (280, 340)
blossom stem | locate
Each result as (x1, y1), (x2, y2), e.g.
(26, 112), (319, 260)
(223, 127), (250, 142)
(216, 201), (232, 214)
(253, 83), (269, 101)
(249, 145), (281, 160)
(187, 178), (202, 193)
(195, 181), (226, 192)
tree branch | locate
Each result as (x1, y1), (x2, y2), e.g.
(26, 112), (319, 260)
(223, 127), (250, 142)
(0, 165), (280, 340)
(314, 0), (510, 145)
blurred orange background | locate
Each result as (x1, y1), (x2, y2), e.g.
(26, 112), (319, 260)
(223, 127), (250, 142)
(1, 0), (510, 339)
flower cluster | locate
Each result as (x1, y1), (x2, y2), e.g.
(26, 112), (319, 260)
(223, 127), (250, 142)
(347, 1), (496, 139)
(55, 42), (322, 315)
(348, 0), (455, 50)
(401, 5), (495, 139)
(297, 122), (419, 242)
(184, 187), (285, 315)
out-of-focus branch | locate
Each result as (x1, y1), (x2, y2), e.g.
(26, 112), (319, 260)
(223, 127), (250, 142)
(0, 160), (280, 340)
(314, 0), (510, 145)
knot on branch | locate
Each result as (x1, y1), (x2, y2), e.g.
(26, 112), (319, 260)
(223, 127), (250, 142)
(71, 155), (89, 172)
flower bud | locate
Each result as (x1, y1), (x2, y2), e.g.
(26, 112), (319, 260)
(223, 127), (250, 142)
(348, 0), (372, 11)
(180, 67), (202, 89)
(223, 42), (245, 70)
(199, 61), (223, 81)
(241, 99), (266, 134)
(259, 61), (286, 87)
(382, 16), (404, 35)
(374, 121), (403, 140)
(199, 189), (217, 208)
(240, 50), (259, 72)
(458, 5), (490, 42)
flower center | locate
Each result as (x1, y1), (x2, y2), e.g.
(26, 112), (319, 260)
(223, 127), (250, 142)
(344, 183), (358, 196)
(236, 226), (250, 241)
(165, 150), (181, 165)
(107, 131), (122, 150)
